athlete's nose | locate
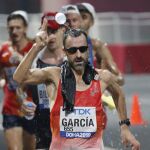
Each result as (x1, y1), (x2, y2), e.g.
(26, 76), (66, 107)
(12, 27), (18, 34)
(76, 49), (81, 58)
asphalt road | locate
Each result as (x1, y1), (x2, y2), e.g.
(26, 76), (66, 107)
(0, 75), (149, 150)
(103, 75), (150, 150)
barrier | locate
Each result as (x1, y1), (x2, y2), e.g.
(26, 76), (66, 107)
(108, 44), (150, 73)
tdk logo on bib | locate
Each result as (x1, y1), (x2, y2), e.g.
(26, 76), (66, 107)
(73, 108), (91, 115)
(60, 107), (97, 138)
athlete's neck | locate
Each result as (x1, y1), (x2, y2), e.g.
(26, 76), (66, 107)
(72, 68), (91, 91)
(12, 37), (29, 52)
(71, 68), (84, 83)
(85, 29), (90, 36)
(40, 47), (64, 65)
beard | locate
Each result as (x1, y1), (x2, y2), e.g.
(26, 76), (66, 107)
(69, 57), (88, 74)
(10, 33), (25, 44)
(11, 35), (19, 43)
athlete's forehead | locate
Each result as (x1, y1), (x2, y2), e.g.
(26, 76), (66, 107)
(63, 29), (88, 48)
(7, 18), (25, 27)
(65, 34), (87, 48)
(59, 4), (80, 15)
(66, 13), (80, 19)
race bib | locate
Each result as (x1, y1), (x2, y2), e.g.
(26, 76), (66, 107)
(37, 84), (49, 109)
(60, 106), (97, 138)
(4, 66), (18, 91)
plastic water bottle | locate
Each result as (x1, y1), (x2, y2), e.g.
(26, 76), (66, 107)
(16, 89), (35, 120)
(24, 102), (35, 120)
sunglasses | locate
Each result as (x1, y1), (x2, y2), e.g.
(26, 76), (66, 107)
(66, 46), (88, 54)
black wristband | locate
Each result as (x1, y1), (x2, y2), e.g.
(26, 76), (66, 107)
(119, 118), (131, 126)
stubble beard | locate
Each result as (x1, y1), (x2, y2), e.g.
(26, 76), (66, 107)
(69, 59), (87, 75)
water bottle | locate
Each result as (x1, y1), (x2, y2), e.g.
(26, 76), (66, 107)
(24, 102), (35, 120)
(17, 89), (35, 120)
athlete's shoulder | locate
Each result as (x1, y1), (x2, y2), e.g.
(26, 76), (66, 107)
(91, 38), (106, 50)
(43, 66), (61, 83)
(0, 41), (12, 50)
(0, 41), (13, 57)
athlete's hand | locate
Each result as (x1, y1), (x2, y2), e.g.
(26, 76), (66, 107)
(120, 125), (140, 150)
(21, 100), (37, 117)
(35, 18), (48, 50)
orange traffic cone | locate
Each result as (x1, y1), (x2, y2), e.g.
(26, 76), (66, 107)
(130, 94), (147, 125)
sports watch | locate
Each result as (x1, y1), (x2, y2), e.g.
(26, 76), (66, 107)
(119, 118), (131, 126)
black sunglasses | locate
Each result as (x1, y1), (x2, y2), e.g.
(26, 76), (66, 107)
(66, 46), (88, 54)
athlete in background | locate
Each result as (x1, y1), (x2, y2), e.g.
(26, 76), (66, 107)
(0, 10), (35, 150)
(77, 3), (124, 85)
(19, 12), (66, 150)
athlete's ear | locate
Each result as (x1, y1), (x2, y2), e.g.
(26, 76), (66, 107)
(62, 46), (65, 52)
(90, 19), (94, 27)
(62, 47), (68, 59)
(24, 26), (28, 34)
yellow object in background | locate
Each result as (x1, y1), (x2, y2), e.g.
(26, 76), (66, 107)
(102, 94), (116, 110)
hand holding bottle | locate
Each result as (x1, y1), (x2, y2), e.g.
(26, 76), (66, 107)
(22, 100), (37, 120)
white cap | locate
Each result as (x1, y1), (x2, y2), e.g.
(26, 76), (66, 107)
(59, 4), (80, 15)
(81, 3), (96, 20)
(11, 10), (28, 24)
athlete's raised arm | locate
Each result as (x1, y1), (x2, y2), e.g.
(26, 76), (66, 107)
(13, 18), (60, 85)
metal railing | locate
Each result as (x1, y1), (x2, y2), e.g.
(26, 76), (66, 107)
(93, 12), (150, 44)
(0, 12), (150, 44)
